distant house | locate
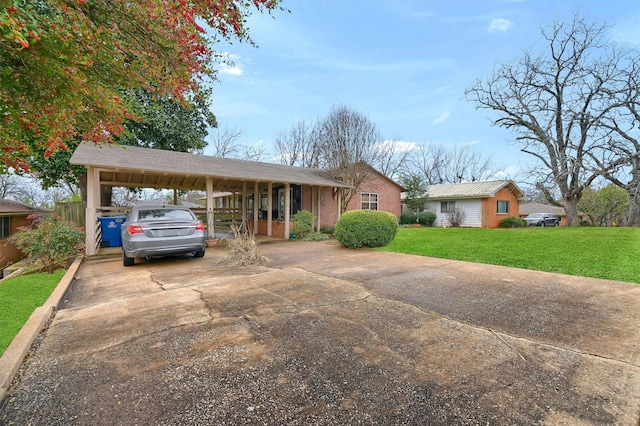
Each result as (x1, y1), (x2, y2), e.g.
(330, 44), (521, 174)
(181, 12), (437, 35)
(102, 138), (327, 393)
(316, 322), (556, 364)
(519, 202), (568, 226)
(405, 180), (525, 228)
(0, 200), (52, 273)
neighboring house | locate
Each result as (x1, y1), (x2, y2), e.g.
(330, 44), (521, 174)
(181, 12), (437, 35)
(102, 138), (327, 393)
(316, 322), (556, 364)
(519, 202), (568, 226)
(0, 199), (52, 273)
(406, 180), (525, 228)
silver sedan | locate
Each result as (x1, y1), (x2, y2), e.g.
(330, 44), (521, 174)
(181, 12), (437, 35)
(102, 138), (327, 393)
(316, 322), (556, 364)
(121, 205), (206, 266)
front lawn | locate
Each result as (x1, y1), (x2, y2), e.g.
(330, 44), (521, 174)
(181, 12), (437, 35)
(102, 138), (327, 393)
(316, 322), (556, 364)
(0, 270), (64, 356)
(376, 227), (640, 284)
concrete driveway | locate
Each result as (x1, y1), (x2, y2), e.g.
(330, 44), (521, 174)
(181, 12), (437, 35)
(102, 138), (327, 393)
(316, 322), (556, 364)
(1, 240), (639, 425)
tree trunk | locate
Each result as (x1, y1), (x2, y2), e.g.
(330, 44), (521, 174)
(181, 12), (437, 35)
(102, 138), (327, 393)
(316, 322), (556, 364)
(625, 187), (640, 226)
(562, 196), (581, 227)
(101, 185), (113, 207)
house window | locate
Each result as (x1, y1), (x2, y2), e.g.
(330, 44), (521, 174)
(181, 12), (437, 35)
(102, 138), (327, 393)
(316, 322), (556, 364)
(497, 200), (510, 214)
(361, 192), (378, 210)
(0, 217), (9, 239)
(440, 201), (455, 213)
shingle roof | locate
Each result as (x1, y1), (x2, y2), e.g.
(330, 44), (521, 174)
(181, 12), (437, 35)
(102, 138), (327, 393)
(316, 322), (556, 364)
(0, 199), (51, 215)
(425, 180), (524, 200)
(519, 202), (566, 216)
(70, 142), (352, 190)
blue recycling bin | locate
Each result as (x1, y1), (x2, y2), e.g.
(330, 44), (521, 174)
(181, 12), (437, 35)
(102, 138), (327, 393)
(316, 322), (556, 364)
(98, 215), (126, 247)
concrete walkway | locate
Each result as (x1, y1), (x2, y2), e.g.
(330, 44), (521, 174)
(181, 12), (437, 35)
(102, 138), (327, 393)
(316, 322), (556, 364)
(0, 240), (639, 425)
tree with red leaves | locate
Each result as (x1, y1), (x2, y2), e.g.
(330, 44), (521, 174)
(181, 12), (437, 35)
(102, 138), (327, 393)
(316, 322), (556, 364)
(0, 0), (281, 171)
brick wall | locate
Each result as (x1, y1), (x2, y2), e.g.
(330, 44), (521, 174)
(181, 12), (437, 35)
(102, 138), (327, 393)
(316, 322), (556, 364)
(481, 188), (521, 228)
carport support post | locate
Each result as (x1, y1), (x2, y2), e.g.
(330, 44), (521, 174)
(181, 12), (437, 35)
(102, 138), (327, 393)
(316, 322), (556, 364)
(84, 166), (100, 256)
(284, 182), (290, 239)
(242, 182), (247, 225)
(253, 181), (259, 234)
(206, 178), (215, 240)
(267, 182), (273, 237)
(316, 186), (321, 232)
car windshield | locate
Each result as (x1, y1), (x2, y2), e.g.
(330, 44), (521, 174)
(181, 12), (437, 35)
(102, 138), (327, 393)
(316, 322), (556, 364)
(137, 209), (194, 221)
(527, 213), (544, 218)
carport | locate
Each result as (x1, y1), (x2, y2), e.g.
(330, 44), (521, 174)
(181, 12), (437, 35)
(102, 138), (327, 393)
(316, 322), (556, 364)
(70, 142), (351, 255)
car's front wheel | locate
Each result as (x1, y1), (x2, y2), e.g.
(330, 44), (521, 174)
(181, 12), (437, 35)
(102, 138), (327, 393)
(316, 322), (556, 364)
(554, 221), (559, 227)
(540, 221), (545, 227)
(123, 251), (135, 266)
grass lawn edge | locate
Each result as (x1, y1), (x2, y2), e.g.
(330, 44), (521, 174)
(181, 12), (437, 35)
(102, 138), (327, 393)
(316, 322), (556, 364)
(0, 255), (84, 404)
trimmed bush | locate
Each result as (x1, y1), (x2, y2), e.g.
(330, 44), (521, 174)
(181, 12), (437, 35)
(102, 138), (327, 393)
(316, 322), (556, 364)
(290, 210), (315, 238)
(334, 210), (398, 249)
(417, 211), (437, 227)
(399, 212), (417, 225)
(499, 216), (527, 228)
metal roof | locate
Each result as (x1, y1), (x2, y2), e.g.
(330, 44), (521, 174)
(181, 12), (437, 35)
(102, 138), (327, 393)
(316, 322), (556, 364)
(425, 180), (525, 200)
(70, 142), (351, 191)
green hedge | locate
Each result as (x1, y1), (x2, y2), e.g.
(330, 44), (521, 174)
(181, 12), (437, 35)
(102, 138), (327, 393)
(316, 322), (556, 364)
(417, 211), (436, 227)
(499, 216), (527, 228)
(335, 210), (398, 249)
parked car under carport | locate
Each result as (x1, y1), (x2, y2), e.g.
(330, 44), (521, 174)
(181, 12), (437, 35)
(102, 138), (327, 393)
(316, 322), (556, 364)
(121, 205), (206, 266)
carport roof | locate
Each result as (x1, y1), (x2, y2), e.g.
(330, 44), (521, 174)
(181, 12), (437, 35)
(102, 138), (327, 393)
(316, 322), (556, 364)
(70, 142), (351, 191)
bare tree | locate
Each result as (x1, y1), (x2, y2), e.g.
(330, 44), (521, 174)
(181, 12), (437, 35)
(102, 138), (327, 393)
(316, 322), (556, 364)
(0, 173), (25, 200)
(593, 56), (640, 225)
(210, 126), (243, 158)
(442, 145), (498, 183)
(370, 139), (415, 181)
(316, 105), (384, 212)
(241, 142), (267, 162)
(274, 120), (320, 167)
(465, 15), (626, 226)
(403, 142), (499, 186)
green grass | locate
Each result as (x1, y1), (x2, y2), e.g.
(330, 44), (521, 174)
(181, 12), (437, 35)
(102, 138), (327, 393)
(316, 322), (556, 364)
(0, 270), (64, 356)
(376, 227), (640, 284)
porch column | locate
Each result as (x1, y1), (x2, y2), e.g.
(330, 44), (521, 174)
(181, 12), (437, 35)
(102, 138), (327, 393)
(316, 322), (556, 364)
(267, 182), (273, 237)
(253, 181), (259, 234)
(242, 182), (247, 225)
(337, 187), (342, 220)
(284, 182), (290, 239)
(206, 178), (215, 240)
(316, 186), (321, 232)
(85, 166), (99, 256)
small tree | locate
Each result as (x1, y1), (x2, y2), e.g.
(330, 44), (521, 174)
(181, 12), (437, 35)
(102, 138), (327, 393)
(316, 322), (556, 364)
(447, 208), (467, 227)
(290, 210), (315, 238)
(10, 214), (85, 273)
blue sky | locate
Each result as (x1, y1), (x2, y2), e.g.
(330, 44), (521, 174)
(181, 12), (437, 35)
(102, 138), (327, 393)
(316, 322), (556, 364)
(207, 0), (640, 180)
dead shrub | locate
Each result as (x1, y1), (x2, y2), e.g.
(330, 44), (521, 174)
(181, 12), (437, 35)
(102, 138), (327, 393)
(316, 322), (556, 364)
(218, 221), (267, 267)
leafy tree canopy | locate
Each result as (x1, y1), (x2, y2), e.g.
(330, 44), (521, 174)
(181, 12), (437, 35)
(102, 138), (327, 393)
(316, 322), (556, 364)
(0, 0), (281, 170)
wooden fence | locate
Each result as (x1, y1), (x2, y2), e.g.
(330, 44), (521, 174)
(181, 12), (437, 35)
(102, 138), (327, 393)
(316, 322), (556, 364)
(55, 201), (85, 228)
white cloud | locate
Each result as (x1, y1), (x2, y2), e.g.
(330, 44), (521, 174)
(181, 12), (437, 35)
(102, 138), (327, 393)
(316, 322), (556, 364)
(433, 111), (451, 125)
(374, 140), (418, 154)
(220, 66), (244, 76)
(488, 18), (513, 33)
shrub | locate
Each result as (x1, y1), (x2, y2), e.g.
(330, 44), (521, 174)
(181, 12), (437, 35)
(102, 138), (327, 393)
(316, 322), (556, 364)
(334, 210), (398, 249)
(417, 211), (437, 227)
(399, 212), (417, 225)
(10, 213), (85, 273)
(303, 232), (329, 242)
(219, 222), (266, 267)
(447, 208), (467, 227)
(290, 210), (315, 238)
(499, 216), (527, 228)
(319, 226), (334, 235)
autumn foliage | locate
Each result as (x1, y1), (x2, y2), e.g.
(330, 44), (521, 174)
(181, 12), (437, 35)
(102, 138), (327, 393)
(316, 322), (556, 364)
(0, 0), (280, 170)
